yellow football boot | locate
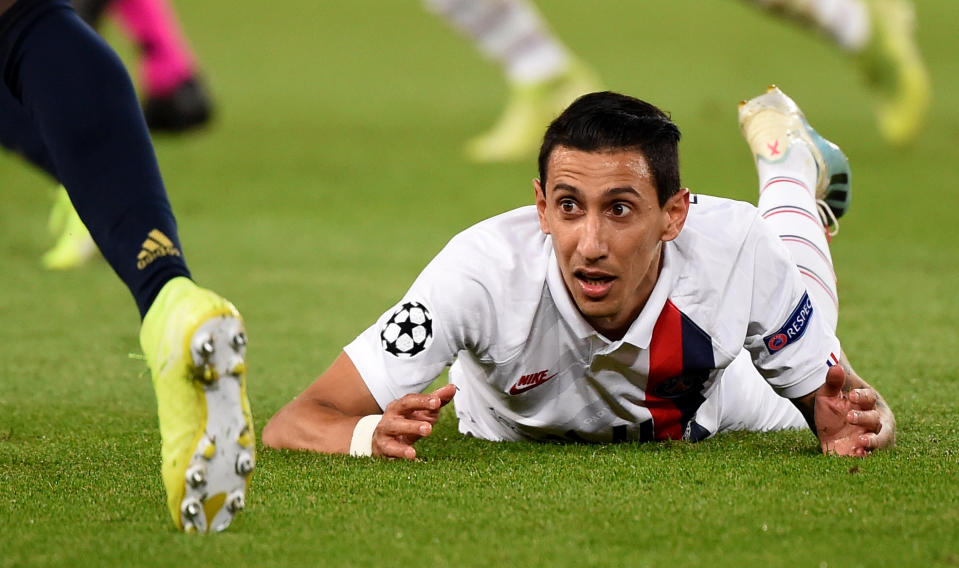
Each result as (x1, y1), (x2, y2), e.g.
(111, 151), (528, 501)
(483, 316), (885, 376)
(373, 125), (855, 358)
(140, 277), (254, 533)
(860, 0), (931, 146)
(465, 60), (602, 163)
(41, 186), (97, 270)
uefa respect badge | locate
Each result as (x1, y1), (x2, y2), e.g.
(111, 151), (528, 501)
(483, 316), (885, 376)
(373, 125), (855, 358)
(764, 292), (813, 355)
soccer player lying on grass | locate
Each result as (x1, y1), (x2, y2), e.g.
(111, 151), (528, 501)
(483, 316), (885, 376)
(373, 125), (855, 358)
(263, 88), (895, 459)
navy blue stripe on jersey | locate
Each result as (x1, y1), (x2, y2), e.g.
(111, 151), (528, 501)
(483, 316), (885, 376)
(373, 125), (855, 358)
(680, 311), (714, 383)
(647, 299), (714, 441)
(685, 420), (711, 443)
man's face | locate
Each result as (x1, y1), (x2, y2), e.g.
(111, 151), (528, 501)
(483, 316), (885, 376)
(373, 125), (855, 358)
(535, 146), (688, 339)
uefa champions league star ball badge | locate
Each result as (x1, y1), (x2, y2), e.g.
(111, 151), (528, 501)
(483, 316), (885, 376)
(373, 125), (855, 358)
(381, 301), (433, 357)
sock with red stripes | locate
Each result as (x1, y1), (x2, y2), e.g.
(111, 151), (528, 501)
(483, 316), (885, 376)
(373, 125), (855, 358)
(755, 142), (839, 331)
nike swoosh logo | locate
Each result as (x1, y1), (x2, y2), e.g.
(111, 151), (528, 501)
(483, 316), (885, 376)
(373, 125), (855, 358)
(508, 372), (559, 395)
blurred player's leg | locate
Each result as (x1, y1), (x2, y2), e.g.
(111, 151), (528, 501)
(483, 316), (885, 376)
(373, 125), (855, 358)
(751, 0), (871, 48)
(41, 0), (211, 268)
(0, 61), (95, 269)
(748, 0), (930, 145)
(110, 0), (213, 132)
(0, 79), (56, 174)
(738, 85), (846, 331)
(0, 0), (250, 532)
(2, 1), (189, 310)
(425, 0), (600, 162)
(858, 0), (929, 145)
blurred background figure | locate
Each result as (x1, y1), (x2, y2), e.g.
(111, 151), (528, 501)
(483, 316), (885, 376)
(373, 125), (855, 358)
(424, 0), (602, 163)
(40, 0), (932, 269)
(41, 0), (215, 270)
(73, 0), (213, 133)
(429, 0), (929, 162)
(751, 0), (929, 146)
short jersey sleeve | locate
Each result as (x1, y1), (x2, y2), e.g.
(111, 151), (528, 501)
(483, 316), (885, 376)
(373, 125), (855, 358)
(742, 216), (841, 399)
(344, 233), (497, 411)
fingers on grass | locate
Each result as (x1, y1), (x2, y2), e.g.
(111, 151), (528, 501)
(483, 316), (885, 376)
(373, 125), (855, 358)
(847, 409), (882, 433)
(849, 388), (878, 408)
(376, 437), (417, 460)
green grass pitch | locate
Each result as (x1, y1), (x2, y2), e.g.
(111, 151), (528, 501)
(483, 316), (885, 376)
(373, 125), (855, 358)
(1, 1), (958, 565)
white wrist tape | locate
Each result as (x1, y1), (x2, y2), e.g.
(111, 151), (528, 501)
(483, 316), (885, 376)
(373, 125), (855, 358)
(349, 414), (383, 457)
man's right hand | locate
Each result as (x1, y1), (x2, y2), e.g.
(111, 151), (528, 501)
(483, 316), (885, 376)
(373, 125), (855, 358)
(373, 384), (457, 460)
(265, 352), (458, 457)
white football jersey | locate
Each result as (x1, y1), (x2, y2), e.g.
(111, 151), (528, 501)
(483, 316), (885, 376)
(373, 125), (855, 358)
(345, 196), (840, 442)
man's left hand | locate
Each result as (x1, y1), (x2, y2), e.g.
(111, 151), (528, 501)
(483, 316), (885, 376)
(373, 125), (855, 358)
(813, 364), (894, 457)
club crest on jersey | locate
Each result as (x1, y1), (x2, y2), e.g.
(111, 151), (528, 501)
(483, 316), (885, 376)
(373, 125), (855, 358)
(652, 373), (706, 399)
(381, 301), (433, 358)
(764, 292), (814, 355)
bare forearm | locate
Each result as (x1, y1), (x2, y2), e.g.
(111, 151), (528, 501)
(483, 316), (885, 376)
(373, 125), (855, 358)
(263, 352), (385, 454)
(262, 383), (458, 460)
(261, 397), (364, 454)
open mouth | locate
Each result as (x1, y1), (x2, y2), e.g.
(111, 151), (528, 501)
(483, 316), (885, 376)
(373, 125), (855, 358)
(575, 270), (615, 299)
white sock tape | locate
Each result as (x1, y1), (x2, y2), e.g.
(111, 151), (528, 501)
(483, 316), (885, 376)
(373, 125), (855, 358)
(349, 414), (383, 457)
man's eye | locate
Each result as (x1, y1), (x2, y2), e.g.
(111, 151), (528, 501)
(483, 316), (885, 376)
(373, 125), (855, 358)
(611, 203), (630, 216)
(559, 200), (576, 213)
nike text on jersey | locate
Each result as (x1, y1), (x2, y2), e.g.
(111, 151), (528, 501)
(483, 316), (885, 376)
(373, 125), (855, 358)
(508, 370), (558, 395)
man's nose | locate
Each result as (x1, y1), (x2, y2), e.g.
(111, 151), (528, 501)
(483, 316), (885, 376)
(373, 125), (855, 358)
(577, 214), (608, 261)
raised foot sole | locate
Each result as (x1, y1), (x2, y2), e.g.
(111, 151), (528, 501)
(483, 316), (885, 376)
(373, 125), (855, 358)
(179, 315), (253, 533)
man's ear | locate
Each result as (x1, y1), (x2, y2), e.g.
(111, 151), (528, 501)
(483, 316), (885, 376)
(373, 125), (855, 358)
(661, 188), (690, 242)
(534, 178), (550, 234)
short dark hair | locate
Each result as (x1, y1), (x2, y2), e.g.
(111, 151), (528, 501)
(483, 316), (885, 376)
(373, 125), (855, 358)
(537, 91), (682, 207)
